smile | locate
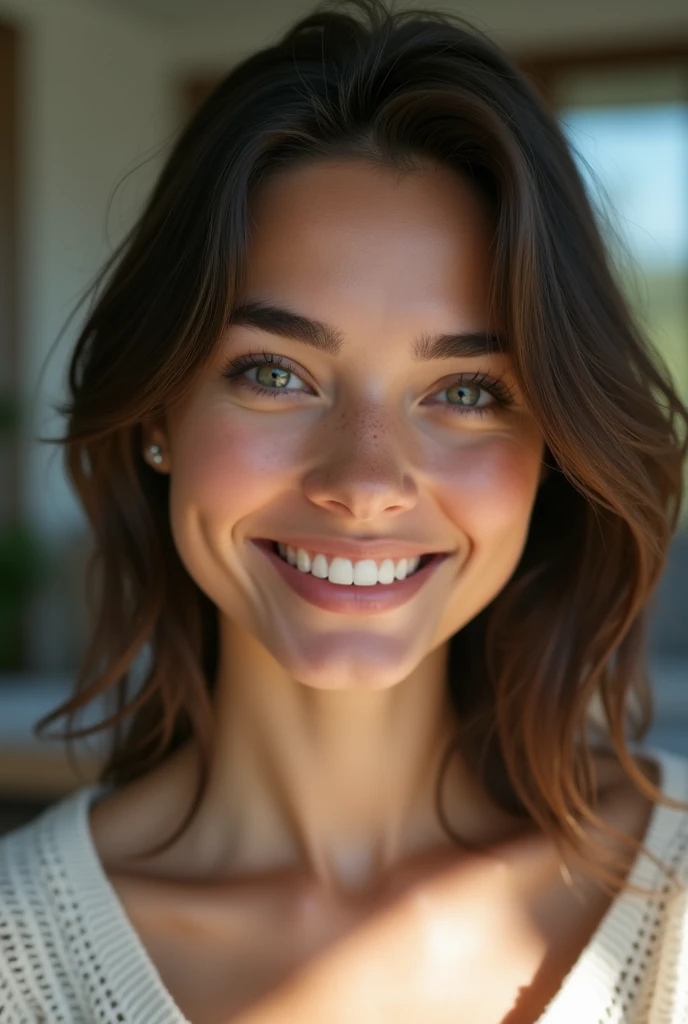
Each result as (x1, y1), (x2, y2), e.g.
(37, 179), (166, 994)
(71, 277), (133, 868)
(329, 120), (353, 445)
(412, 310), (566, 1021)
(250, 539), (451, 615)
(273, 542), (432, 585)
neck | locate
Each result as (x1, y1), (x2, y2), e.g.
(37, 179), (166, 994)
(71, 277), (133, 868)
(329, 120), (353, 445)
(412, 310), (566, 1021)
(151, 620), (518, 897)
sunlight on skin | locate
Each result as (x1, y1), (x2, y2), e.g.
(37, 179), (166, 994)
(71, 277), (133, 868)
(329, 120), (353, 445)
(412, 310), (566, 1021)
(137, 157), (548, 900)
(156, 157), (545, 702)
(83, 155), (592, 1024)
(229, 859), (547, 1024)
(82, 154), (664, 1024)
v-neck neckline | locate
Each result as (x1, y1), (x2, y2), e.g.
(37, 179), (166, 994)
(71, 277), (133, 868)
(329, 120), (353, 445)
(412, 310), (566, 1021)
(45, 744), (688, 1024)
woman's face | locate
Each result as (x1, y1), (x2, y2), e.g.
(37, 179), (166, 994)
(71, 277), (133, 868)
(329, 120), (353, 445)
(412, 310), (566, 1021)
(151, 158), (546, 691)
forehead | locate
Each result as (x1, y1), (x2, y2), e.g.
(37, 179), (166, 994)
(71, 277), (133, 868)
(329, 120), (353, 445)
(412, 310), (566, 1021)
(243, 159), (496, 336)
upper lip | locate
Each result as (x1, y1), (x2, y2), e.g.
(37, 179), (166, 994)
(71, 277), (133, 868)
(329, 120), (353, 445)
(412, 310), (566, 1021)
(255, 536), (450, 562)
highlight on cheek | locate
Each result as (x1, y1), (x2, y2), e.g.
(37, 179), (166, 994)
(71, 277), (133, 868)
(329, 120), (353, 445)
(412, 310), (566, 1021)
(219, 348), (518, 420)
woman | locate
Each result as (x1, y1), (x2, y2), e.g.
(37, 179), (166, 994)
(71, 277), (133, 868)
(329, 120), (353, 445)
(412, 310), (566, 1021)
(1, 1), (687, 1021)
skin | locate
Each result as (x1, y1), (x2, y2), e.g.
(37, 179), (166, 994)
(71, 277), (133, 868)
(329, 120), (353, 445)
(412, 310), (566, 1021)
(89, 158), (656, 1023)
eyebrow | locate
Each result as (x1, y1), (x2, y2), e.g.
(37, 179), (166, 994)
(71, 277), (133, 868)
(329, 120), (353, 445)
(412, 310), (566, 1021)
(228, 300), (508, 360)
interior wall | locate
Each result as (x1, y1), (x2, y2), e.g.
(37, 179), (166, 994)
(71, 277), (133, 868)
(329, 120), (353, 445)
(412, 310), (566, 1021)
(0, 0), (178, 543)
(0, 0), (180, 668)
(153, 0), (688, 79)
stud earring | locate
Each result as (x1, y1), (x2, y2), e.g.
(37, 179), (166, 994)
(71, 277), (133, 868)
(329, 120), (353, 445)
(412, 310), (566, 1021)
(147, 444), (164, 465)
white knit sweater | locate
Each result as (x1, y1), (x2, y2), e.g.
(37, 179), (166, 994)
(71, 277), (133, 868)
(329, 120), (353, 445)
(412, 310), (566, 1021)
(0, 744), (687, 1024)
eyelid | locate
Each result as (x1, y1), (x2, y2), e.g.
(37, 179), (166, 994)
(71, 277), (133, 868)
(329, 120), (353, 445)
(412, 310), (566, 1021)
(221, 349), (315, 389)
(432, 369), (516, 404)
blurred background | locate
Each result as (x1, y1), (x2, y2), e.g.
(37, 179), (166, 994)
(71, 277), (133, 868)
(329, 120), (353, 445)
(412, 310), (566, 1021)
(0, 0), (686, 835)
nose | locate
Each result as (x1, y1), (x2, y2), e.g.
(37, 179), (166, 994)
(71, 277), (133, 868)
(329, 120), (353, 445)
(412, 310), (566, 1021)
(302, 409), (419, 522)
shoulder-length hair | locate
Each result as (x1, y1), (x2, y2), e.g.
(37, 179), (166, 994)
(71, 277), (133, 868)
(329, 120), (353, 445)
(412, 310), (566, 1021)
(37, 0), (688, 897)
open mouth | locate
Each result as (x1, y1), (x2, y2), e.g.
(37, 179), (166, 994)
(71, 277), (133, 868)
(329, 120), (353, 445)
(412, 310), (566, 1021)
(261, 539), (440, 584)
(250, 538), (452, 613)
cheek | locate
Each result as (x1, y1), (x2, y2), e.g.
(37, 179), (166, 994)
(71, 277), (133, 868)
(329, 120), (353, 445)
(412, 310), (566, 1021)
(168, 406), (304, 530)
(167, 398), (542, 552)
(433, 435), (542, 539)
(431, 435), (544, 624)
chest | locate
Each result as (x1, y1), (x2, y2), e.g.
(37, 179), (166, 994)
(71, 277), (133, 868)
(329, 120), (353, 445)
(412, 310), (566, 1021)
(108, 866), (611, 1024)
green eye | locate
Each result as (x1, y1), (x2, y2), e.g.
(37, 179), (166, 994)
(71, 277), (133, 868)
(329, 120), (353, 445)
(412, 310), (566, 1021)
(221, 351), (515, 419)
(430, 371), (515, 419)
(446, 383), (483, 407)
(222, 352), (310, 398)
(255, 365), (294, 389)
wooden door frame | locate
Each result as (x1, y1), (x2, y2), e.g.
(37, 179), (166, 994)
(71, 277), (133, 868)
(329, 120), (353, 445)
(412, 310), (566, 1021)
(515, 39), (688, 108)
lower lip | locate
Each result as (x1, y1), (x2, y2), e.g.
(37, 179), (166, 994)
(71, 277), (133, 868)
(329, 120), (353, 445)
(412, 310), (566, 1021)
(250, 540), (451, 615)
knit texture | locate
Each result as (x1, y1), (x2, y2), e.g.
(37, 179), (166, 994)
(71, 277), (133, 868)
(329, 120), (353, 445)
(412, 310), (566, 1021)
(0, 744), (687, 1023)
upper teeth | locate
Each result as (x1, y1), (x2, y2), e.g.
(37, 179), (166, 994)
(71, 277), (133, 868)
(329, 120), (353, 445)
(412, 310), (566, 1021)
(277, 544), (422, 585)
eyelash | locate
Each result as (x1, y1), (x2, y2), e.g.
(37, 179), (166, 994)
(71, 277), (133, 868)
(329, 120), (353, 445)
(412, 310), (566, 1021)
(220, 348), (516, 419)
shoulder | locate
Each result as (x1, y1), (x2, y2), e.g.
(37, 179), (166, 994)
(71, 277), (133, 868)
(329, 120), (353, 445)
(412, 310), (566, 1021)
(655, 827), (688, 1021)
(669, 795), (688, 900)
(643, 747), (688, 979)
(0, 799), (88, 1022)
(0, 814), (51, 1020)
(638, 746), (688, 884)
(601, 747), (688, 919)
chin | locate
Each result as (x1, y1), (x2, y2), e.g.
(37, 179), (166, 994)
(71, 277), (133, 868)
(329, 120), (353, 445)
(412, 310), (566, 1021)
(267, 629), (423, 692)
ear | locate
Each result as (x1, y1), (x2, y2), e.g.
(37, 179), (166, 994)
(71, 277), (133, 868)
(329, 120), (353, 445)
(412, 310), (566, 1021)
(140, 415), (171, 473)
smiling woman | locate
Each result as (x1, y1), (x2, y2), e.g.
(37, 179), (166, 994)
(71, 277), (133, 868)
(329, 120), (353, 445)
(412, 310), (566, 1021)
(2, 1), (688, 1023)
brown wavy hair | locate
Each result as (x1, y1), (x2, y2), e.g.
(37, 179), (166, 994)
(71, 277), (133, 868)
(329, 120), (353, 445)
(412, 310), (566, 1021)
(36, 0), (688, 899)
